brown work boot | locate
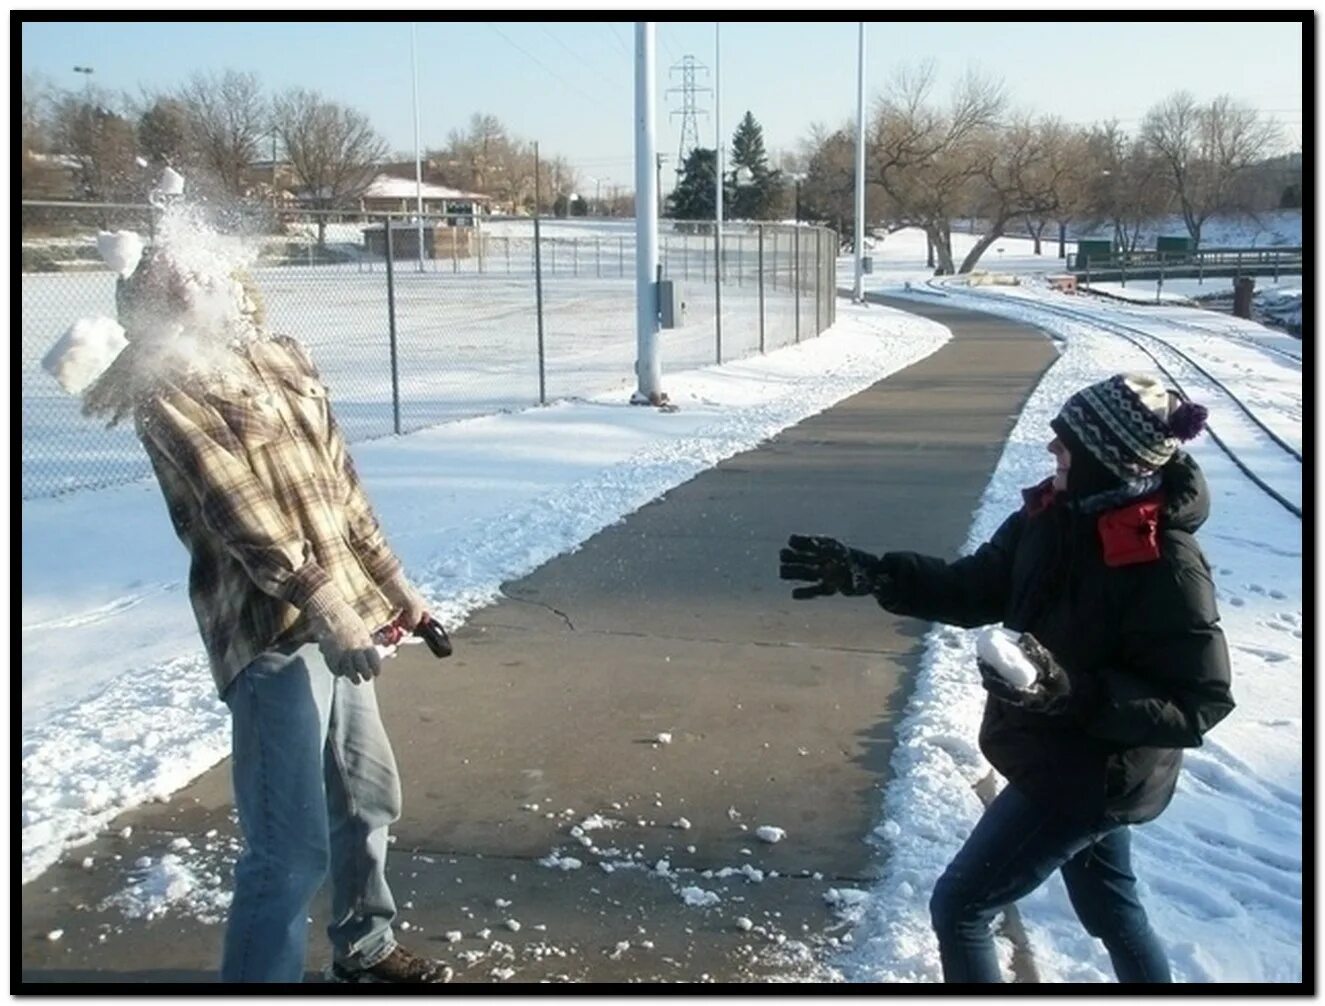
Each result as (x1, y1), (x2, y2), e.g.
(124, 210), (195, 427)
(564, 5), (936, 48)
(326, 945), (453, 984)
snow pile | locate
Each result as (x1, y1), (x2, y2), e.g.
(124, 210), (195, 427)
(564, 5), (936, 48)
(974, 627), (1038, 688)
(41, 317), (128, 395)
(101, 852), (232, 925)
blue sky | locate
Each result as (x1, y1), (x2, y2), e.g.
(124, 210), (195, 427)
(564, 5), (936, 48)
(21, 19), (1305, 194)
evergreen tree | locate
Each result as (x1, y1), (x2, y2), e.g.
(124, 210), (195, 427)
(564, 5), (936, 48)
(669, 146), (729, 219)
(728, 111), (783, 219)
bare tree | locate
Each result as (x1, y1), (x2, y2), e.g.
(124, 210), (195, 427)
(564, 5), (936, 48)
(1082, 121), (1171, 253)
(1142, 91), (1281, 247)
(137, 96), (191, 169)
(48, 88), (140, 205)
(799, 121), (886, 249)
(957, 116), (1084, 272)
(177, 70), (268, 200)
(273, 88), (387, 247)
(870, 63), (1005, 274)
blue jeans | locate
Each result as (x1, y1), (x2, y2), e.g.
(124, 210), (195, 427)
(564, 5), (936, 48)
(220, 643), (402, 983)
(930, 784), (1171, 983)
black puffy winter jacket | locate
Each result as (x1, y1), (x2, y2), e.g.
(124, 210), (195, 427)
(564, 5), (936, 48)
(877, 451), (1234, 825)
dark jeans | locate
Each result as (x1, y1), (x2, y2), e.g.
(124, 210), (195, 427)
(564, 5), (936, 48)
(930, 784), (1171, 983)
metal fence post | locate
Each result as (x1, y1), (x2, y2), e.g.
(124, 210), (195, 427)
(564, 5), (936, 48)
(771, 231), (778, 291)
(534, 218), (546, 405)
(620, 236), (625, 277)
(757, 224), (766, 354)
(714, 223), (722, 365)
(815, 228), (822, 335)
(794, 225), (801, 344)
(384, 216), (402, 435)
(596, 237), (602, 278)
(574, 238), (579, 277)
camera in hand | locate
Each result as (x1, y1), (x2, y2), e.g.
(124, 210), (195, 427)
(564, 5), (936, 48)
(416, 614), (453, 659)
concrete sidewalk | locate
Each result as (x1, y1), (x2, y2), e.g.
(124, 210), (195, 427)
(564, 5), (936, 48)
(20, 298), (1055, 985)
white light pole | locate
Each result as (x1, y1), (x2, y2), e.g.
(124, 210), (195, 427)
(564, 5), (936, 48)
(714, 21), (723, 364)
(853, 22), (867, 303)
(632, 21), (663, 405)
(411, 22), (425, 273)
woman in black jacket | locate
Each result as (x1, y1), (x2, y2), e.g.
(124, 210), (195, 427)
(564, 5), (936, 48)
(781, 373), (1234, 983)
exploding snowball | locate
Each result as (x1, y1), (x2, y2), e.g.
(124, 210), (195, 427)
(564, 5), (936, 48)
(41, 317), (129, 395)
(975, 627), (1038, 689)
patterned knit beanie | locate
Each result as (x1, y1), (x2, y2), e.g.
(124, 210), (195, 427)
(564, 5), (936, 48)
(1051, 373), (1208, 482)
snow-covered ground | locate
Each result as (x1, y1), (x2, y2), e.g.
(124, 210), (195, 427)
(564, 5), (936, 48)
(20, 224), (1301, 983)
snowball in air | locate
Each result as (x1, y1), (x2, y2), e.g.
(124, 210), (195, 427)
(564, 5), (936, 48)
(41, 317), (128, 395)
(755, 826), (786, 844)
(975, 627), (1038, 688)
(96, 230), (145, 278)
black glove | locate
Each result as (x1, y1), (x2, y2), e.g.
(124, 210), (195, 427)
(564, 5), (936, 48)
(977, 632), (1071, 715)
(779, 534), (890, 599)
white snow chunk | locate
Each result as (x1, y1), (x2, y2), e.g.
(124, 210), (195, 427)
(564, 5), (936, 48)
(975, 626), (1038, 688)
(873, 820), (902, 841)
(494, 897), (512, 909)
(445, 930), (464, 943)
(538, 852), (583, 871)
(655, 732), (672, 745)
(82, 857), (95, 870)
(505, 919), (522, 932)
(168, 837), (192, 851)
(755, 826), (786, 844)
(735, 917), (754, 932)
(95, 230), (145, 278)
(47, 929), (64, 941)
(680, 886), (721, 908)
(673, 817), (692, 830)
(41, 317), (128, 395)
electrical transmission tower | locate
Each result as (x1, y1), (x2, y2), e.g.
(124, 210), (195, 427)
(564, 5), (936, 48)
(667, 55), (711, 178)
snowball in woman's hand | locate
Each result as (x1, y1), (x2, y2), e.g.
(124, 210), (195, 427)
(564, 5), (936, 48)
(41, 317), (128, 395)
(96, 230), (145, 278)
(975, 626), (1038, 689)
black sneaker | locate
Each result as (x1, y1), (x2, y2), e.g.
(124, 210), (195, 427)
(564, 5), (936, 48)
(327, 945), (454, 984)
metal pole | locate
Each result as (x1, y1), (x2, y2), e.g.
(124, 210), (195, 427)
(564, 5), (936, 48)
(384, 216), (402, 435)
(633, 21), (662, 402)
(794, 224), (801, 343)
(815, 228), (822, 334)
(534, 142), (546, 405)
(757, 223), (766, 354)
(714, 20), (723, 365)
(411, 23), (425, 274)
(853, 21), (866, 303)
(596, 237), (601, 278)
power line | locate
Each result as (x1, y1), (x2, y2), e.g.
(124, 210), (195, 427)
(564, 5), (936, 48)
(485, 22), (599, 107)
(539, 24), (622, 91)
(605, 22), (631, 59)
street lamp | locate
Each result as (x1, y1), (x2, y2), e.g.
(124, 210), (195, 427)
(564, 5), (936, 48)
(72, 65), (94, 104)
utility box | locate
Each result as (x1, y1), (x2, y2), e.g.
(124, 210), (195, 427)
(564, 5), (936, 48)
(1157, 236), (1194, 260)
(1075, 239), (1113, 270)
(658, 280), (684, 329)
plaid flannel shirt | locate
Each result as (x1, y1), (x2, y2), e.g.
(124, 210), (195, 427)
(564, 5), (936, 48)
(134, 335), (402, 696)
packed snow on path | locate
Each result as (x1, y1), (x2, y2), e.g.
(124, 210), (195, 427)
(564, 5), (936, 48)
(20, 300), (949, 885)
(838, 274), (1302, 984)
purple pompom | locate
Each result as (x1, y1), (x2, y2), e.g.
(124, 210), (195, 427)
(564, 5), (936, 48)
(1169, 401), (1208, 441)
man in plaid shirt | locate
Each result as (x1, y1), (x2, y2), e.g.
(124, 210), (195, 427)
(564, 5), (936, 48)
(85, 249), (451, 984)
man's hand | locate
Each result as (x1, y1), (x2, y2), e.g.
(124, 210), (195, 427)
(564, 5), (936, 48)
(978, 632), (1071, 714)
(779, 534), (889, 599)
(305, 583), (382, 685)
(380, 568), (427, 631)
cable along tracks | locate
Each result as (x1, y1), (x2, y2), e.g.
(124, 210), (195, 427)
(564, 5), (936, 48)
(935, 284), (1303, 520)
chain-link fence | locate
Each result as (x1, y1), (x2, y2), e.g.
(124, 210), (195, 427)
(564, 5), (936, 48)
(21, 201), (838, 499)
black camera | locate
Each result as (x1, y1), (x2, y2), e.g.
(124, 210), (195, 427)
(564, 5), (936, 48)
(415, 614), (453, 659)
